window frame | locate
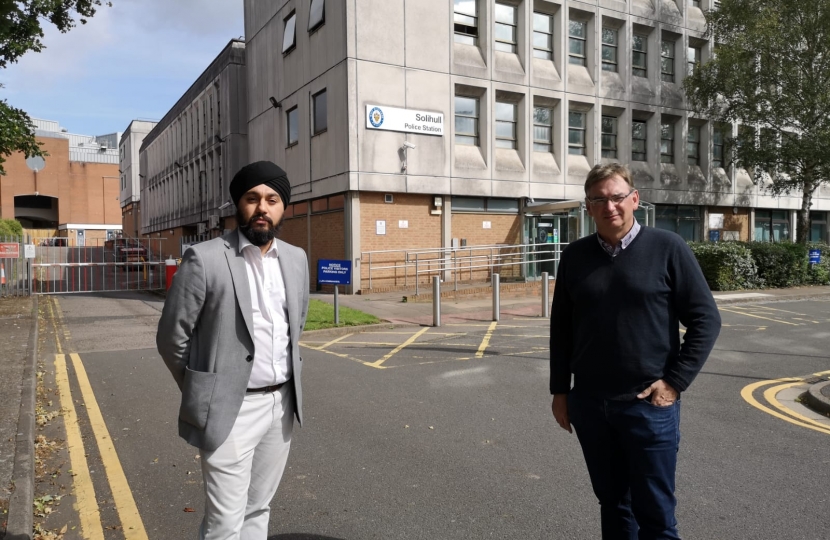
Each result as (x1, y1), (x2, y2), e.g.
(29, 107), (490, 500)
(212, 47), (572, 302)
(282, 12), (297, 54)
(601, 115), (617, 159)
(601, 27), (618, 72)
(632, 120), (647, 161)
(568, 111), (587, 156)
(688, 125), (701, 166)
(568, 20), (587, 66)
(712, 128), (724, 168)
(308, 0), (325, 32)
(661, 40), (675, 83)
(494, 2), (518, 54)
(533, 106), (553, 153)
(655, 204), (701, 241)
(632, 33), (648, 78)
(454, 95), (480, 146)
(660, 121), (674, 163)
(687, 45), (701, 76)
(312, 89), (327, 136)
(286, 106), (299, 147)
(454, 0), (479, 46)
(532, 12), (553, 60)
(495, 101), (518, 149)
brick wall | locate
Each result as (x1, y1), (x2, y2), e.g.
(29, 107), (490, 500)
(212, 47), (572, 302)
(360, 192), (442, 290)
(451, 213), (523, 281)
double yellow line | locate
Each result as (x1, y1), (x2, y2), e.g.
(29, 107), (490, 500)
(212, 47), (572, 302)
(48, 297), (148, 539)
(741, 371), (830, 436)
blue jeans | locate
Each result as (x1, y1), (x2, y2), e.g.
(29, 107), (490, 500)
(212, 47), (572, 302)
(568, 391), (682, 540)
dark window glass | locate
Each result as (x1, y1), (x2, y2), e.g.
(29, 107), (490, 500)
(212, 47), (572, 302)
(632, 120), (647, 161)
(313, 90), (327, 135)
(601, 116), (617, 158)
(287, 107), (299, 146)
(533, 106), (552, 153)
(568, 20), (587, 66)
(283, 13), (296, 53)
(309, 0), (325, 31)
(601, 28), (618, 72)
(633, 34), (647, 77)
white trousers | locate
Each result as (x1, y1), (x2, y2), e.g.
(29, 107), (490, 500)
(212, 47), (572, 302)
(199, 385), (294, 540)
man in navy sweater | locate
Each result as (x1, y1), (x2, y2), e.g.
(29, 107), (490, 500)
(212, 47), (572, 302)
(550, 163), (720, 539)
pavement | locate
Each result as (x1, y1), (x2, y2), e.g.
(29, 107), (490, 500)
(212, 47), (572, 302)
(3, 282), (830, 538)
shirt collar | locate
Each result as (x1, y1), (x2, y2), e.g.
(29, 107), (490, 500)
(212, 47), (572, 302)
(237, 229), (278, 257)
(597, 220), (641, 254)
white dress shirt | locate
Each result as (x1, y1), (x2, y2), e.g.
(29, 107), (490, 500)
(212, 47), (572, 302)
(238, 230), (292, 387)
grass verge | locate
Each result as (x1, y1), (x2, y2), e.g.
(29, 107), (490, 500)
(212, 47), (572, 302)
(304, 298), (380, 331)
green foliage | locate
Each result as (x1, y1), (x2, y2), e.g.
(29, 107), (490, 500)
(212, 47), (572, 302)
(0, 218), (23, 238)
(304, 298), (381, 331)
(744, 241), (809, 288)
(0, 0), (111, 174)
(805, 242), (830, 285)
(688, 242), (761, 291)
(683, 0), (830, 244)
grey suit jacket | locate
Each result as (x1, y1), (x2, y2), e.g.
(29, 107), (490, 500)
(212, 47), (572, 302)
(156, 231), (309, 452)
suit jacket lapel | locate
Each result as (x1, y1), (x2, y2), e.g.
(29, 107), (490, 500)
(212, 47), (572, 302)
(277, 240), (299, 345)
(224, 232), (255, 342)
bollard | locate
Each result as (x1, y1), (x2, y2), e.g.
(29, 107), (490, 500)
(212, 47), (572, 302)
(432, 276), (441, 327)
(165, 258), (177, 290)
(334, 285), (340, 325)
(541, 271), (550, 318)
(492, 273), (500, 322)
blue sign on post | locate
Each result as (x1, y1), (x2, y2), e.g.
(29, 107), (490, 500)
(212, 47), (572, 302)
(809, 249), (821, 265)
(708, 230), (720, 242)
(317, 259), (352, 285)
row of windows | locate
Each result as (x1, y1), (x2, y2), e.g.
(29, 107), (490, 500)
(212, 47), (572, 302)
(281, 0), (326, 54)
(455, 94), (728, 167)
(454, 1), (703, 82)
(285, 89), (328, 147)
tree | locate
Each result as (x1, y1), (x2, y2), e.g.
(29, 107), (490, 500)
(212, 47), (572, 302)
(683, 0), (830, 244)
(0, 0), (111, 175)
(0, 217), (23, 238)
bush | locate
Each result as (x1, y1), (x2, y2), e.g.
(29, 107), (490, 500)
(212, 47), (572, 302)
(688, 241), (762, 291)
(0, 218), (23, 239)
(805, 242), (830, 285)
(744, 242), (808, 288)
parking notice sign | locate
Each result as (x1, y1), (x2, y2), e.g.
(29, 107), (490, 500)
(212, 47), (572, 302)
(317, 259), (352, 285)
(0, 243), (20, 258)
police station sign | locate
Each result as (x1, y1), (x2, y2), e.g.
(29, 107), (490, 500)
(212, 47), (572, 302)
(366, 104), (444, 136)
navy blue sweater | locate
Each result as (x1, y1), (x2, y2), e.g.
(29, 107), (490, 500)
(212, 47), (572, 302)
(549, 227), (721, 400)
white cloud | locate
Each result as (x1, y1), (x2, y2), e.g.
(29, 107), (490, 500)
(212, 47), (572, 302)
(0, 0), (244, 134)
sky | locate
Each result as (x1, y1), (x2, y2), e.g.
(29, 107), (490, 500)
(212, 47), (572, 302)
(1, 0), (244, 136)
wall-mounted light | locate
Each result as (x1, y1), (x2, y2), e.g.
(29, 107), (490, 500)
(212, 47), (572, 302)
(269, 96), (281, 109)
(399, 142), (416, 172)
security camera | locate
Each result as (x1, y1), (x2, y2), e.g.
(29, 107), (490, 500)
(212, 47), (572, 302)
(402, 141), (416, 149)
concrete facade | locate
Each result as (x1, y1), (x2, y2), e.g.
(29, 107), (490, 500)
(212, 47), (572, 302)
(120, 120), (157, 239)
(0, 119), (122, 245)
(139, 39), (249, 258)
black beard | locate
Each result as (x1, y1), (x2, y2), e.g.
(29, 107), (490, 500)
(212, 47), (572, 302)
(237, 210), (282, 246)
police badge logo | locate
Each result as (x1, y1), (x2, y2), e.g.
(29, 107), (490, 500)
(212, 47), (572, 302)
(369, 107), (384, 128)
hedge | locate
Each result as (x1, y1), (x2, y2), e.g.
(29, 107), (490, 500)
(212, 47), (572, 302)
(0, 218), (23, 239)
(688, 240), (830, 291)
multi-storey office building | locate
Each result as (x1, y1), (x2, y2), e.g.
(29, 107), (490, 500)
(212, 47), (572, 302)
(219, 1), (830, 291)
(139, 39), (249, 259)
(120, 120), (157, 238)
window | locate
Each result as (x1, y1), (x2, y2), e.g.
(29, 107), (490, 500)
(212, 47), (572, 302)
(453, 197), (519, 213)
(660, 122), (674, 163)
(282, 12), (296, 53)
(601, 116), (617, 158)
(688, 46), (701, 75)
(533, 12), (553, 60)
(712, 128), (724, 168)
(286, 107), (299, 146)
(754, 210), (790, 242)
(568, 111), (586, 155)
(691, 0), (701, 7)
(495, 101), (517, 149)
(688, 125), (701, 165)
(661, 41), (675, 82)
(810, 212), (827, 242)
(309, 0), (325, 31)
(312, 90), (327, 135)
(454, 0), (478, 45)
(655, 205), (701, 241)
(455, 96), (479, 146)
(601, 28), (618, 72)
(632, 120), (647, 161)
(632, 34), (647, 77)
(533, 107), (552, 152)
(495, 3), (518, 53)
(568, 20), (587, 66)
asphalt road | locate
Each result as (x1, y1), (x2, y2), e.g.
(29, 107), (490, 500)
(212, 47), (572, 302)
(40, 292), (830, 539)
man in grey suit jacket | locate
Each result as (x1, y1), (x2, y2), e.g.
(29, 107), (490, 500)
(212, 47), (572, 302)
(157, 161), (309, 540)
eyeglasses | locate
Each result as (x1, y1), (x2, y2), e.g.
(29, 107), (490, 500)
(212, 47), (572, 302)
(586, 189), (636, 207)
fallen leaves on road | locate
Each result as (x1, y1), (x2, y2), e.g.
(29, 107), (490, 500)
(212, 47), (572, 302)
(184, 507), (196, 513)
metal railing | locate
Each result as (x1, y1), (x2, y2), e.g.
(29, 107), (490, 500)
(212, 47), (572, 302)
(361, 242), (566, 293)
(0, 235), (31, 298)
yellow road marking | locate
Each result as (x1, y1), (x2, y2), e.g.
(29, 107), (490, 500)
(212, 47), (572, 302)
(763, 381), (830, 433)
(369, 327), (430, 368)
(70, 354), (149, 538)
(814, 370), (830, 376)
(751, 306), (806, 315)
(741, 379), (830, 436)
(720, 307), (799, 326)
(318, 333), (353, 350)
(55, 354), (105, 540)
(792, 318), (821, 323)
(475, 322), (498, 358)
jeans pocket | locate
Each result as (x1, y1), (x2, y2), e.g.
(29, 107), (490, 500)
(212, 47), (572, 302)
(179, 367), (216, 429)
